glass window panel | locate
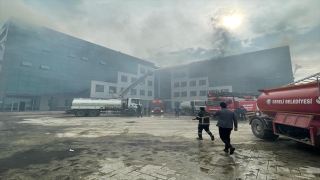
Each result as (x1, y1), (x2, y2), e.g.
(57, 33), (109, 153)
(174, 92), (180, 97)
(190, 91), (197, 97)
(181, 91), (187, 97)
(148, 91), (152, 96)
(199, 80), (206, 86)
(109, 86), (117, 93)
(95, 85), (104, 92)
(190, 81), (196, 86)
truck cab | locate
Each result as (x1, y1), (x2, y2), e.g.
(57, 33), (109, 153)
(149, 100), (164, 114)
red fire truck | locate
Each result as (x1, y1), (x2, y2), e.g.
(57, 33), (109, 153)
(250, 72), (320, 147)
(205, 91), (259, 117)
(149, 100), (165, 114)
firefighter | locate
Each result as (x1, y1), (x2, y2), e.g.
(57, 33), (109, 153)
(192, 107), (215, 141)
(239, 106), (247, 121)
(137, 105), (142, 118)
(174, 106), (180, 117)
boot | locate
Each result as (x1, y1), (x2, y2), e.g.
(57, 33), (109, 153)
(196, 137), (203, 140)
(210, 135), (215, 141)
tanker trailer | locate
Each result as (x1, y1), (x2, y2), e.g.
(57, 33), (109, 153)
(180, 101), (192, 115)
(250, 81), (320, 147)
(71, 98), (140, 117)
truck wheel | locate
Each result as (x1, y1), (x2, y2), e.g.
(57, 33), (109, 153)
(88, 110), (99, 117)
(251, 119), (278, 139)
(76, 110), (87, 117)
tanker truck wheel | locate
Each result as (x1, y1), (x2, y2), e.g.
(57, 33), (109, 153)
(88, 110), (99, 117)
(76, 110), (87, 117)
(251, 119), (278, 139)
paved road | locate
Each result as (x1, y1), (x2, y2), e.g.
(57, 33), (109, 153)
(0, 112), (319, 180)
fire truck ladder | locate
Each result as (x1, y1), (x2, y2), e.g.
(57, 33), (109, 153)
(207, 91), (258, 99)
(112, 70), (154, 99)
(285, 72), (320, 86)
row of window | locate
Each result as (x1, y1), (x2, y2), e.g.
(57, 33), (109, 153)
(120, 75), (153, 86)
(95, 85), (153, 96)
(21, 61), (50, 70)
(173, 80), (206, 88)
(173, 89), (230, 97)
(173, 90), (207, 97)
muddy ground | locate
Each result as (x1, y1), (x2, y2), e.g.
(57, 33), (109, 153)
(0, 112), (319, 180)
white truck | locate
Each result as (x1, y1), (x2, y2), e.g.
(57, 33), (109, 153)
(180, 100), (206, 116)
(70, 70), (154, 117)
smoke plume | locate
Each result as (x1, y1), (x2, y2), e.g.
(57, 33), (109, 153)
(209, 9), (234, 58)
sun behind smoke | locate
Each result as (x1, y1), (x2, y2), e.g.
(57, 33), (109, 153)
(222, 14), (242, 29)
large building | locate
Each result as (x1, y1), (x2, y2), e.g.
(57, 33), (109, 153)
(0, 18), (155, 111)
(0, 18), (294, 112)
(154, 46), (294, 108)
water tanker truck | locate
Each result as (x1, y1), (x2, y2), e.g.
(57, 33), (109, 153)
(71, 98), (140, 117)
(250, 72), (320, 147)
(69, 70), (154, 117)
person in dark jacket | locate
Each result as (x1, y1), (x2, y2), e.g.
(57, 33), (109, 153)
(213, 102), (238, 155)
(192, 107), (215, 141)
(239, 106), (247, 121)
(174, 106), (180, 117)
(144, 106), (147, 116)
(137, 105), (142, 118)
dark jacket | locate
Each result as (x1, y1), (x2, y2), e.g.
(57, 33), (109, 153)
(240, 107), (247, 114)
(137, 106), (141, 112)
(213, 108), (238, 128)
(196, 110), (210, 125)
(174, 107), (180, 112)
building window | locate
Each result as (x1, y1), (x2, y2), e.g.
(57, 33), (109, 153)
(190, 81), (196, 86)
(81, 57), (89, 61)
(148, 91), (152, 96)
(21, 61), (32, 67)
(40, 65), (50, 70)
(121, 87), (125, 91)
(121, 75), (128, 82)
(199, 80), (206, 86)
(131, 77), (137, 83)
(140, 68), (145, 74)
(131, 89), (137, 95)
(174, 82), (180, 88)
(174, 92), (180, 97)
(148, 80), (153, 86)
(181, 91), (187, 97)
(95, 85), (104, 92)
(190, 91), (197, 97)
(109, 86), (117, 93)
(199, 90), (207, 96)
(140, 90), (145, 96)
(181, 82), (187, 87)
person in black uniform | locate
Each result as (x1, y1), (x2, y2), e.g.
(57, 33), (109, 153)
(192, 107), (215, 141)
(239, 106), (247, 121)
(137, 105), (142, 118)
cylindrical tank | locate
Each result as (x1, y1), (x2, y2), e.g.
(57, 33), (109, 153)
(257, 82), (320, 118)
(72, 99), (122, 109)
(180, 101), (191, 110)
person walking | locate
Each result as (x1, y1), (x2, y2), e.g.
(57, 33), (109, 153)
(144, 106), (147, 116)
(213, 102), (238, 155)
(239, 106), (247, 121)
(192, 107), (215, 141)
(174, 106), (180, 117)
(137, 105), (142, 118)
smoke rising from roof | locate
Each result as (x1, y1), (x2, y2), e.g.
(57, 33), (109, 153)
(209, 9), (235, 58)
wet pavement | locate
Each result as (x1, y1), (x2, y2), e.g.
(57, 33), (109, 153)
(0, 112), (319, 180)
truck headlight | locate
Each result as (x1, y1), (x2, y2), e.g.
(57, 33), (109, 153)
(256, 112), (261, 116)
(161, 110), (163, 112)
(151, 110), (154, 112)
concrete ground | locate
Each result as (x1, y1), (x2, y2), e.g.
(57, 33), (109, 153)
(0, 112), (319, 180)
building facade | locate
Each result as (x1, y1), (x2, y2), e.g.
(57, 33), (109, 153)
(0, 18), (155, 111)
(155, 46), (294, 108)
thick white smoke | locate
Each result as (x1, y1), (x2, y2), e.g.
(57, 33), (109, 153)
(209, 9), (236, 58)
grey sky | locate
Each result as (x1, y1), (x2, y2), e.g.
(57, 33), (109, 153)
(0, 0), (319, 80)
